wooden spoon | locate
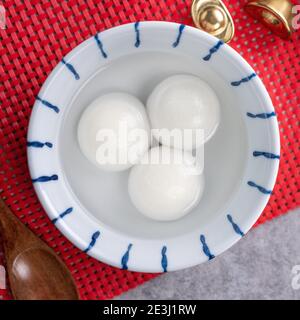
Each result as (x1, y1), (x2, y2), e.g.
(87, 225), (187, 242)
(0, 198), (79, 300)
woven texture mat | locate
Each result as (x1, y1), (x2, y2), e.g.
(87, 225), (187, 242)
(0, 0), (299, 300)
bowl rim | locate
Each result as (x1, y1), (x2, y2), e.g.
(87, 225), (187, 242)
(27, 21), (280, 272)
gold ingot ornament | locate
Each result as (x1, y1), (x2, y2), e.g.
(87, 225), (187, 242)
(245, 0), (295, 39)
(191, 0), (235, 43)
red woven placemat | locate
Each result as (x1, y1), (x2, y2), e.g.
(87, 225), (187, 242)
(0, 0), (299, 300)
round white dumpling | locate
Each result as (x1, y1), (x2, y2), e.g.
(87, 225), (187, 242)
(128, 146), (205, 221)
(147, 74), (220, 150)
(78, 92), (150, 171)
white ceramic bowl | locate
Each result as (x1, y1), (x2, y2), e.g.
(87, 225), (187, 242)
(27, 21), (280, 272)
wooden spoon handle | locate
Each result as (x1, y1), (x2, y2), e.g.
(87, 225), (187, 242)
(0, 198), (79, 300)
(0, 198), (17, 233)
(0, 198), (56, 263)
(0, 198), (25, 262)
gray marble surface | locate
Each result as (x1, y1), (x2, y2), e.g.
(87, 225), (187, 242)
(117, 208), (300, 300)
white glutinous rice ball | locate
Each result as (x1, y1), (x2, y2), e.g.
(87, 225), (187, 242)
(128, 146), (205, 221)
(147, 74), (220, 150)
(78, 92), (150, 172)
